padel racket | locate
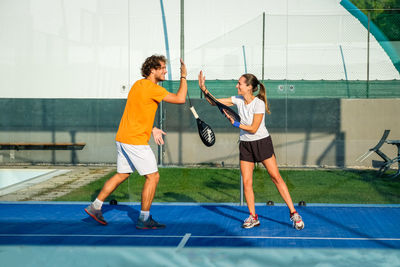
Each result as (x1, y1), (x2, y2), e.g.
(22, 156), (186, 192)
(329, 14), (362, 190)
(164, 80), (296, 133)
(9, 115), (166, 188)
(189, 106), (215, 147)
(203, 91), (241, 122)
(186, 89), (215, 147)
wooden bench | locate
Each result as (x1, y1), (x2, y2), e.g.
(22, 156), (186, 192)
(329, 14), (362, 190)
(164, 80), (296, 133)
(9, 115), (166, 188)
(0, 143), (86, 151)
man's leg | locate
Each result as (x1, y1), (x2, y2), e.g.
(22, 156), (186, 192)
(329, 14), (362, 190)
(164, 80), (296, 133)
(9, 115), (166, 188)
(141, 171), (160, 211)
(97, 172), (130, 201)
(85, 172), (130, 225)
(136, 171), (165, 229)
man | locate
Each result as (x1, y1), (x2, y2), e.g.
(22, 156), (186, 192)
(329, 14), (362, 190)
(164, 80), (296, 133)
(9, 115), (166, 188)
(85, 55), (187, 229)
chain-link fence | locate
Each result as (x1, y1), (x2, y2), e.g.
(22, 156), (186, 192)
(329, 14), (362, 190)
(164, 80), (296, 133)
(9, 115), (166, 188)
(0, 2), (399, 204)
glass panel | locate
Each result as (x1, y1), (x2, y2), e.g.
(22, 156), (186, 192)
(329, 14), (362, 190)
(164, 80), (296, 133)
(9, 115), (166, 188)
(0, 2), (399, 205)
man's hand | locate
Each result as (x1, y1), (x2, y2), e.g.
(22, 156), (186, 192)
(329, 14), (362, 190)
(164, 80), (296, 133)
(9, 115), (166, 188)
(180, 59), (187, 78)
(152, 127), (166, 145)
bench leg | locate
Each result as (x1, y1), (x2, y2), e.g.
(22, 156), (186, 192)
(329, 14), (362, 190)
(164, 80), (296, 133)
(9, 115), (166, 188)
(387, 155), (400, 179)
(378, 144), (400, 179)
(390, 145), (400, 179)
(378, 163), (391, 177)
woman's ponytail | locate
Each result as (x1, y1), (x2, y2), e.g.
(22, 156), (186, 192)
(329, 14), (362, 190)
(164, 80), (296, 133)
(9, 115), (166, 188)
(256, 82), (270, 114)
(242, 73), (271, 114)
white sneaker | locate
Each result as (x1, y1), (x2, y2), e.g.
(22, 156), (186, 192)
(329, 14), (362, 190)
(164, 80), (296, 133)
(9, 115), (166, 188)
(242, 214), (260, 229)
(290, 211), (304, 230)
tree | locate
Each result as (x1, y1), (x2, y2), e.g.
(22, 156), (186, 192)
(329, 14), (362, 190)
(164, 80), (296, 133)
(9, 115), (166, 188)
(350, 0), (400, 40)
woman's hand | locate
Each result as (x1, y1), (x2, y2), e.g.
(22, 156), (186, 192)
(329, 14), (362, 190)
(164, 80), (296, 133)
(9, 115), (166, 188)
(152, 127), (166, 145)
(223, 110), (234, 124)
(223, 110), (241, 128)
(198, 71), (209, 94)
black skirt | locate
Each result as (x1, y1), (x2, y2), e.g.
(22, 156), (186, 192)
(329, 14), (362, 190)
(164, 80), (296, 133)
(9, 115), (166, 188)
(239, 136), (275, 163)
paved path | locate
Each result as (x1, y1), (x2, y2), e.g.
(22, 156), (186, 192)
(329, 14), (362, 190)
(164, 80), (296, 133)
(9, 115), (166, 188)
(0, 166), (115, 201)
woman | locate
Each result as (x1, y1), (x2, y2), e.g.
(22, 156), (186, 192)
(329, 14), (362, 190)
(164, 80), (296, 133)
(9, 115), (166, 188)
(198, 71), (304, 230)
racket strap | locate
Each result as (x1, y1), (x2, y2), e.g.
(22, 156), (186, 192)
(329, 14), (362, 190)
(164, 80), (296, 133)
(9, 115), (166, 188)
(186, 88), (192, 106)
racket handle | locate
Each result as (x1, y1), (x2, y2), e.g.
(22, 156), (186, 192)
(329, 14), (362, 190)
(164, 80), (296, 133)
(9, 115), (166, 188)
(190, 106), (199, 119)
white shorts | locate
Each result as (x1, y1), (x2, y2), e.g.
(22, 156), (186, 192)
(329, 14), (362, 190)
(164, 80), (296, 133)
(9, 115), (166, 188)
(116, 141), (158, 176)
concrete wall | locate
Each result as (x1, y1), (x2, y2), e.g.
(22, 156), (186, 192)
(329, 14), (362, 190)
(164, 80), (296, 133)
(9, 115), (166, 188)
(163, 99), (400, 168)
(341, 99), (400, 168)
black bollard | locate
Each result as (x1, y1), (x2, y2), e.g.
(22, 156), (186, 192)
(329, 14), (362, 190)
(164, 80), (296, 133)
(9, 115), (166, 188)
(298, 201), (306, 206)
(266, 200), (274, 206)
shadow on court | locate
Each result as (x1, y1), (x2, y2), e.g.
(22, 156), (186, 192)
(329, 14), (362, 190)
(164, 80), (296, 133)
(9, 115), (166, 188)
(201, 205), (291, 228)
(0, 203), (399, 249)
(304, 207), (399, 249)
(0, 203), (254, 247)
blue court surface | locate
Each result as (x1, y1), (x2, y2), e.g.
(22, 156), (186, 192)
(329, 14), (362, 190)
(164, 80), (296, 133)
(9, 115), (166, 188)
(1, 202), (400, 266)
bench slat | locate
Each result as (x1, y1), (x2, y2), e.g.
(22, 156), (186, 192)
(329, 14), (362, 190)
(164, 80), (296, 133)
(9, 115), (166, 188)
(0, 143), (86, 150)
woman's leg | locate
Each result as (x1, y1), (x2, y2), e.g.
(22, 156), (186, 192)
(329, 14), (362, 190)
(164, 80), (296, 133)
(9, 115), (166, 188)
(261, 155), (296, 213)
(241, 160), (256, 216)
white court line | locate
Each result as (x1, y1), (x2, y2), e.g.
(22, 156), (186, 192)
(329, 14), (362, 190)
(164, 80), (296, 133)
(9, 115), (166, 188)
(0, 234), (182, 238)
(0, 234), (399, 241)
(190, 236), (400, 241)
(177, 233), (191, 249)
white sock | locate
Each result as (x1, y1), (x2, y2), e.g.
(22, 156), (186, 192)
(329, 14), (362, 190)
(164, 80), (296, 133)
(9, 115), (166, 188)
(139, 210), (150, 221)
(92, 198), (103, 210)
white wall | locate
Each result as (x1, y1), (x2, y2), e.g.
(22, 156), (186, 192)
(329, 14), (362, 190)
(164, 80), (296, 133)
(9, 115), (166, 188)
(0, 0), (129, 99)
(0, 0), (398, 99)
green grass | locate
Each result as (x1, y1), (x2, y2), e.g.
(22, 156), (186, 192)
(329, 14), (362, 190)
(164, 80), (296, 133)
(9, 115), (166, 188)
(55, 168), (400, 204)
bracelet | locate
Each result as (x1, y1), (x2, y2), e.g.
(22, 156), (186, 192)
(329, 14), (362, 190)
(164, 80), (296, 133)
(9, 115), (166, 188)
(233, 121), (240, 128)
(180, 76), (186, 79)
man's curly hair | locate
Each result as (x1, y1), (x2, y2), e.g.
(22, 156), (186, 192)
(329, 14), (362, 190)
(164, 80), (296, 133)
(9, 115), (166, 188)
(141, 55), (167, 78)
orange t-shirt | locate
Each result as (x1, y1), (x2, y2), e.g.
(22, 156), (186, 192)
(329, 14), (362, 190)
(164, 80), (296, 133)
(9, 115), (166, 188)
(115, 79), (169, 145)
